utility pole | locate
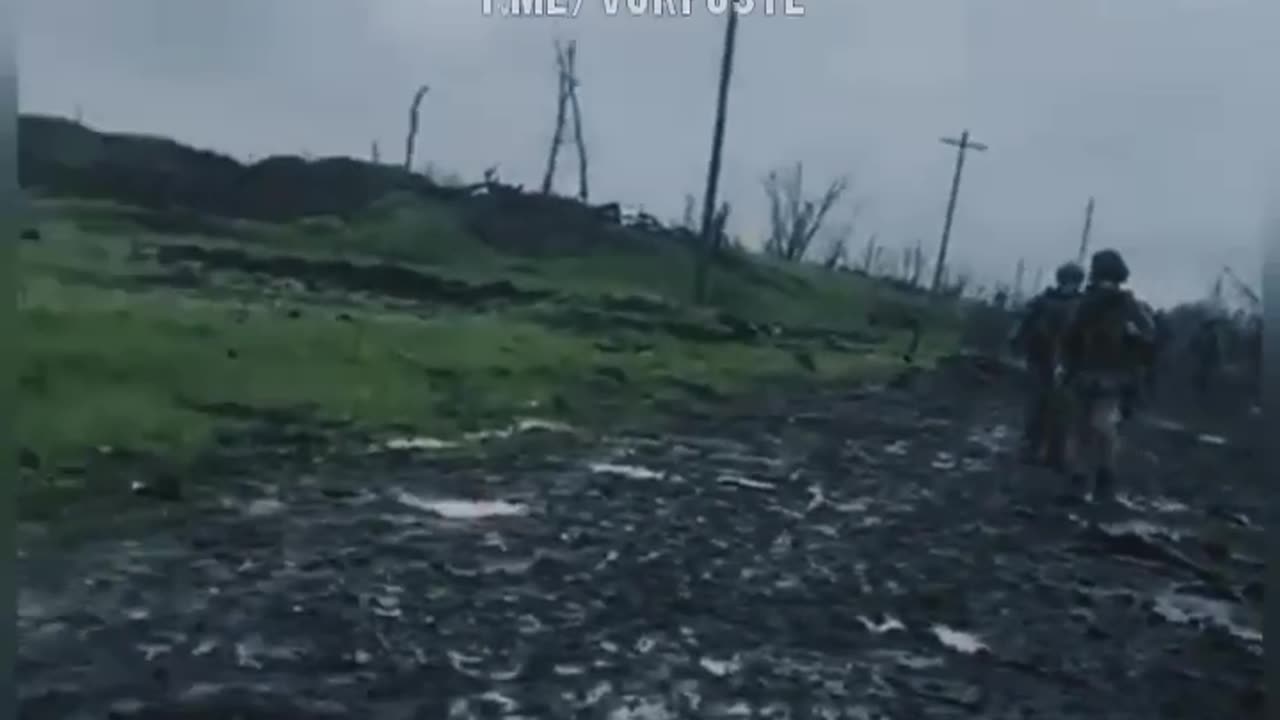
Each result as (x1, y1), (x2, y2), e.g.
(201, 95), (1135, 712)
(930, 129), (988, 294)
(693, 6), (740, 304)
(1076, 195), (1095, 265)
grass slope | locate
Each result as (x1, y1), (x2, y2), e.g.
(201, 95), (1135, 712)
(19, 192), (958, 516)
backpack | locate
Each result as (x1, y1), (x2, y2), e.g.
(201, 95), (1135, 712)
(1024, 289), (1078, 356)
(1074, 287), (1151, 370)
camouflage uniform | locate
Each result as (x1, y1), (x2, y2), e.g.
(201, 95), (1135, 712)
(1060, 250), (1156, 502)
(1009, 263), (1083, 468)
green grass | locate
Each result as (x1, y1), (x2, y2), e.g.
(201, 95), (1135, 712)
(19, 277), (910, 462)
(18, 191), (958, 518)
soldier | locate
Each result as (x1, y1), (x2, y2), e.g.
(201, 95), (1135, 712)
(1008, 262), (1084, 468)
(1059, 249), (1156, 503)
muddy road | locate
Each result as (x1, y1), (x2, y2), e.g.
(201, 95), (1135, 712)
(18, 358), (1264, 719)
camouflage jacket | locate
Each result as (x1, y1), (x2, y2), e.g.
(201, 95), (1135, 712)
(1010, 286), (1080, 363)
(1061, 284), (1156, 378)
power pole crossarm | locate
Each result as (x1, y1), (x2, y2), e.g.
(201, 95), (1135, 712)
(930, 129), (988, 294)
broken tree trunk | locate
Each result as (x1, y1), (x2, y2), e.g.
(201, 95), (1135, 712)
(403, 85), (429, 171)
(568, 81), (589, 201)
(540, 43), (571, 194)
(541, 39), (589, 201)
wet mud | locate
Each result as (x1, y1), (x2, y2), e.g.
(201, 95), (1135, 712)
(18, 360), (1264, 719)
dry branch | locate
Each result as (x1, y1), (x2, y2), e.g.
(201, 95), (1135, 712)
(762, 162), (850, 262)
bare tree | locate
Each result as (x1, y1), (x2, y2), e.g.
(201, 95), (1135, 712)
(540, 39), (590, 202)
(821, 234), (848, 270)
(762, 162), (850, 262)
(403, 84), (430, 171)
(910, 240), (926, 288)
(860, 233), (879, 273)
(710, 202), (732, 253)
(681, 194), (697, 230)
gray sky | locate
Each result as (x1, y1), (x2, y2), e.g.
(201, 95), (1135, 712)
(18, 0), (1276, 306)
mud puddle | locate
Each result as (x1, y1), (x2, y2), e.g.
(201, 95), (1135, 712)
(17, 364), (1263, 719)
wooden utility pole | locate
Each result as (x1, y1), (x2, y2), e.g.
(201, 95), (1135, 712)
(693, 7), (740, 304)
(930, 129), (988, 294)
(1076, 196), (1095, 265)
(1013, 258), (1025, 303)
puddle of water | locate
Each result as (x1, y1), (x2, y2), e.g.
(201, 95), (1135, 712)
(1100, 519), (1186, 542)
(1145, 416), (1188, 433)
(607, 697), (676, 720)
(930, 625), (988, 654)
(699, 655), (742, 677)
(1117, 495), (1189, 514)
(463, 417), (576, 443)
(870, 649), (944, 669)
(857, 614), (905, 634)
(393, 491), (527, 519)
(379, 419), (574, 449)
(716, 475), (775, 491)
(588, 463), (665, 480)
(883, 440), (910, 456)
(931, 452), (957, 471)
(1152, 590), (1262, 647)
(965, 424), (1011, 453)
(514, 418), (574, 433)
(244, 498), (287, 517)
(382, 436), (459, 451)
(832, 496), (873, 513)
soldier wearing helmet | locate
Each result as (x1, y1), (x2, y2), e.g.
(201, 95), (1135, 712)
(1059, 248), (1157, 502)
(1008, 261), (1085, 467)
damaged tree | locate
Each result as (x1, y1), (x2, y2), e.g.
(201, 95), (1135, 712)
(681, 193), (697, 230)
(821, 234), (848, 270)
(860, 233), (880, 273)
(540, 39), (590, 202)
(762, 162), (850, 262)
(403, 85), (430, 171)
(910, 240), (927, 288)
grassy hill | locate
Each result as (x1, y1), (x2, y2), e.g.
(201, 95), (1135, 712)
(17, 116), (962, 518)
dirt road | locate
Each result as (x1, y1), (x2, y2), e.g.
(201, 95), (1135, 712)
(18, 357), (1264, 719)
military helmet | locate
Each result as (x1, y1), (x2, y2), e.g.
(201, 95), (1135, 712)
(1055, 262), (1085, 286)
(1089, 248), (1129, 284)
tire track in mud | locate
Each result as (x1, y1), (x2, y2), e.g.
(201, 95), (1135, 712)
(18, 370), (1264, 719)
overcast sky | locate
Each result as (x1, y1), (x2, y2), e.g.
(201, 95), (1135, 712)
(17, 0), (1276, 306)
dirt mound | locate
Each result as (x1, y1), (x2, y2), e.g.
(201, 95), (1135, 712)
(20, 115), (442, 222)
(19, 115), (688, 259)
